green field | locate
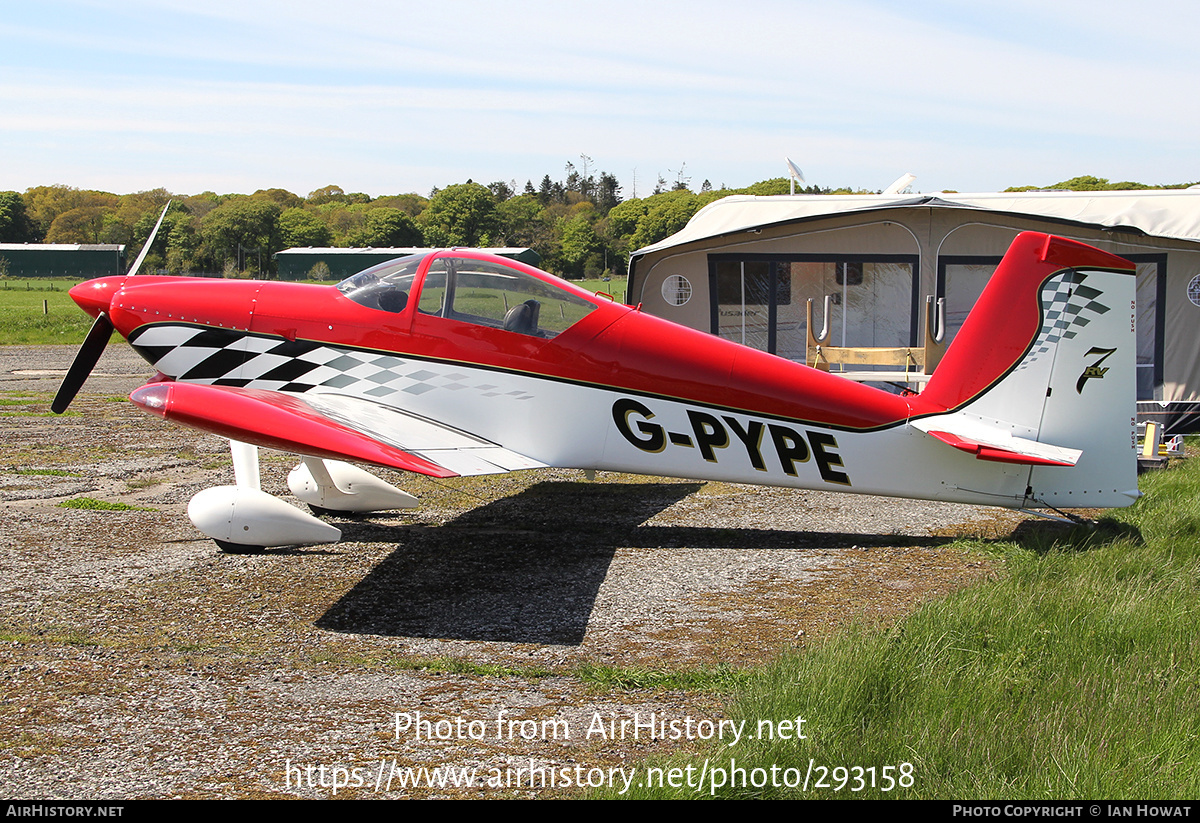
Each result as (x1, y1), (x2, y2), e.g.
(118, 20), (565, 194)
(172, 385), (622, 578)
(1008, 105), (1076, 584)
(0, 279), (95, 345)
(604, 444), (1200, 799)
(575, 277), (627, 304)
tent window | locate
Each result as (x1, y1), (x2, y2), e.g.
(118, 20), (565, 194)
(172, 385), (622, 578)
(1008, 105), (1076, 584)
(1130, 256), (1166, 402)
(709, 253), (918, 362)
(938, 258), (1000, 342)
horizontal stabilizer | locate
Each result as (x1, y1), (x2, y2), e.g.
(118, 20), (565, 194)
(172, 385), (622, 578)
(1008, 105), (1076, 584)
(912, 417), (1081, 467)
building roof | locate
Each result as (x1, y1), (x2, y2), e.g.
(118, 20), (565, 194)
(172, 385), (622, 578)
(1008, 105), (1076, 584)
(0, 243), (125, 252)
(633, 189), (1200, 258)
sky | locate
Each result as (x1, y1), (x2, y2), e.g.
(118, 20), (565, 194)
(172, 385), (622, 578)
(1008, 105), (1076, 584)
(2, 0), (1197, 199)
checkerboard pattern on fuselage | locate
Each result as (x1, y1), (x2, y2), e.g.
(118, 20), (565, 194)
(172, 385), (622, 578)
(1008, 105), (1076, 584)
(128, 324), (537, 401)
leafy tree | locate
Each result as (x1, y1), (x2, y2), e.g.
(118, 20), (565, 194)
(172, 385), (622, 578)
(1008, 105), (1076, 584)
(348, 208), (422, 247)
(487, 180), (515, 201)
(279, 208), (332, 248)
(307, 185), (348, 205)
(495, 195), (553, 250)
(1002, 175), (1187, 192)
(107, 189), (171, 247)
(564, 161), (581, 196)
(560, 215), (601, 278)
(740, 178), (792, 196)
(127, 201), (193, 272)
(625, 190), (705, 250)
(23, 185), (117, 237)
(201, 197), (282, 274)
(46, 206), (112, 243)
(0, 191), (38, 242)
(607, 198), (650, 244)
(1054, 175), (1114, 191)
(372, 193), (428, 217)
(595, 172), (621, 214)
(161, 208), (202, 273)
(181, 191), (224, 221)
(313, 201), (368, 245)
(418, 182), (500, 246)
(253, 188), (304, 209)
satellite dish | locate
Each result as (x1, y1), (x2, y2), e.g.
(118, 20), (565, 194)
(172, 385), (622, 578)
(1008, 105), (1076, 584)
(786, 158), (805, 194)
(884, 172), (917, 195)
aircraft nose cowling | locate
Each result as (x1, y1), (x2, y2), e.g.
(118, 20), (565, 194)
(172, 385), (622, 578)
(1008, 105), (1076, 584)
(68, 276), (125, 319)
(106, 278), (261, 341)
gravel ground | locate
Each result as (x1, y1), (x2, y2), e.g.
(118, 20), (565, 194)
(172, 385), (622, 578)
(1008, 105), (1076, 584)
(0, 345), (1016, 798)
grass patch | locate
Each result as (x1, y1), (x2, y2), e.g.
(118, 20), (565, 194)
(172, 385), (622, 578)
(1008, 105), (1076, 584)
(576, 662), (752, 693)
(382, 654), (556, 680)
(0, 729), (71, 758)
(14, 468), (84, 477)
(0, 279), (76, 291)
(613, 449), (1200, 799)
(0, 626), (99, 647)
(57, 497), (155, 512)
(310, 654), (749, 691)
(12, 414), (82, 421)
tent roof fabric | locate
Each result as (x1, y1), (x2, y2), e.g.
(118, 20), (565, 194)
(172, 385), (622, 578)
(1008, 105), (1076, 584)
(632, 190), (1200, 257)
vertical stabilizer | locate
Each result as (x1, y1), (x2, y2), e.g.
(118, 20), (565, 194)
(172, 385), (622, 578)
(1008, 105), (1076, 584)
(920, 232), (1139, 508)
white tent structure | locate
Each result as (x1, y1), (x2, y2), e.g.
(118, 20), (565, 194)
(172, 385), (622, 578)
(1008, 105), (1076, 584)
(627, 190), (1200, 433)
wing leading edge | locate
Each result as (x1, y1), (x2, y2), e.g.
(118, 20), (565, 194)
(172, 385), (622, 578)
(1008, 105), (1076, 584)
(129, 383), (546, 478)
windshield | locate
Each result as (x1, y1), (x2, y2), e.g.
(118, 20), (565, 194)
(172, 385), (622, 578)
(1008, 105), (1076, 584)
(418, 256), (597, 338)
(336, 253), (429, 313)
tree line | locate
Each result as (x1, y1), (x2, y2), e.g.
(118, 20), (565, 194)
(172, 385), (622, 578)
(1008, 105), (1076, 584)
(0, 170), (1192, 280)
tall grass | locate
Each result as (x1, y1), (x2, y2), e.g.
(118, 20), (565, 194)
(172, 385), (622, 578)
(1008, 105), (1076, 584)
(617, 452), (1200, 799)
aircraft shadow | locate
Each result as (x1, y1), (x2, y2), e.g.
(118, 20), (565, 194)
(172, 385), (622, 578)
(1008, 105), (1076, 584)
(315, 480), (957, 645)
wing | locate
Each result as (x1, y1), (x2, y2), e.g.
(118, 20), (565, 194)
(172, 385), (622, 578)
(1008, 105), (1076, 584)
(129, 382), (547, 478)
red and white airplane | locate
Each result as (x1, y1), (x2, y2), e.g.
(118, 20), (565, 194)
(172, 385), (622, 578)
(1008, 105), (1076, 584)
(55, 207), (1140, 551)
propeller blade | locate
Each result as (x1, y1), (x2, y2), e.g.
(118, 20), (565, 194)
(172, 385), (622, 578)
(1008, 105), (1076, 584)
(127, 200), (172, 277)
(53, 200), (171, 414)
(51, 312), (114, 414)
